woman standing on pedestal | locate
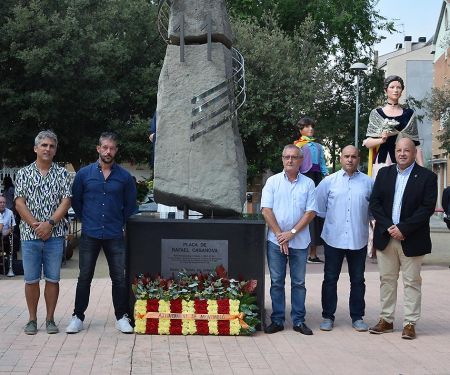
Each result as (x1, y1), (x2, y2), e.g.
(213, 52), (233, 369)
(363, 75), (423, 260)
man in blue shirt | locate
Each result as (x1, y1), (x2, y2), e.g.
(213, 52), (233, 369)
(66, 132), (137, 334)
(315, 145), (374, 332)
(261, 145), (316, 335)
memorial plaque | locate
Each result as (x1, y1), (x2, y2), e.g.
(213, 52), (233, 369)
(161, 239), (228, 277)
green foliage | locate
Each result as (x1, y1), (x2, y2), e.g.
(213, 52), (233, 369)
(232, 13), (330, 176)
(421, 86), (450, 156)
(0, 0), (165, 170)
(227, 0), (269, 20)
(315, 60), (386, 171)
(272, 0), (395, 59)
(228, 0), (394, 174)
(134, 267), (257, 302)
(239, 292), (260, 334)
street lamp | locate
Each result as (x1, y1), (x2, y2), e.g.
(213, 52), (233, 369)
(350, 62), (368, 149)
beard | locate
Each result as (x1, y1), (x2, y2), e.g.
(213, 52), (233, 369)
(99, 153), (114, 164)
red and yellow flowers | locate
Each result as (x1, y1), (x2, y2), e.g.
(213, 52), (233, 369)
(133, 266), (259, 335)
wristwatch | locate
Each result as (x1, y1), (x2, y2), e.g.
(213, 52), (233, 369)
(49, 219), (55, 226)
(291, 228), (297, 234)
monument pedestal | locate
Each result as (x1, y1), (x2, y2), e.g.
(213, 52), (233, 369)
(126, 216), (266, 331)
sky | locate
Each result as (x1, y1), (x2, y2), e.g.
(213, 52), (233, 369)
(374, 0), (444, 56)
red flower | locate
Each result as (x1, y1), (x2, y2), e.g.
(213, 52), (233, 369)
(147, 299), (159, 312)
(194, 299), (209, 335)
(218, 320), (230, 335)
(194, 299), (208, 313)
(196, 320), (209, 335)
(146, 318), (158, 334)
(217, 299), (230, 314)
(169, 319), (182, 335)
(145, 299), (159, 334)
(170, 299), (182, 313)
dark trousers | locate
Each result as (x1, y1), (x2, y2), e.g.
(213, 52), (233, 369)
(321, 242), (366, 322)
(74, 234), (126, 321)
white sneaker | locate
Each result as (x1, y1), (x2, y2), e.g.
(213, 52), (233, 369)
(66, 316), (83, 334)
(116, 314), (133, 333)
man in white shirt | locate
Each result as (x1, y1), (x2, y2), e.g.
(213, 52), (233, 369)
(0, 196), (16, 256)
(261, 145), (316, 335)
(315, 145), (374, 332)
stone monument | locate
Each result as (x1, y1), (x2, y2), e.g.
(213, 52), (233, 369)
(154, 0), (247, 216)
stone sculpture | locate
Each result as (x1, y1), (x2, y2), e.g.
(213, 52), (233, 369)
(154, 0), (247, 216)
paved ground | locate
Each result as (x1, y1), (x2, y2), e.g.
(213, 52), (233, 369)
(0, 216), (449, 375)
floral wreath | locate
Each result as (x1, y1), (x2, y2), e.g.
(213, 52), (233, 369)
(132, 265), (260, 335)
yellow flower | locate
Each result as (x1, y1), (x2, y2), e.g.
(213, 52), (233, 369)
(181, 300), (191, 335)
(207, 300), (218, 335)
(229, 320), (241, 335)
(158, 318), (170, 335)
(159, 300), (170, 313)
(181, 300), (197, 335)
(208, 320), (219, 335)
(134, 318), (147, 334)
(207, 300), (218, 314)
(229, 300), (240, 315)
(134, 300), (147, 317)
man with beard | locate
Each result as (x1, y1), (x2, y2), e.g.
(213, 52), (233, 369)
(66, 132), (137, 334)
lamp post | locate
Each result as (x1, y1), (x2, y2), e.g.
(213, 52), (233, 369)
(350, 62), (368, 149)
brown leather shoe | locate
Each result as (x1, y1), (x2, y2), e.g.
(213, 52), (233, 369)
(401, 324), (416, 340)
(369, 318), (394, 334)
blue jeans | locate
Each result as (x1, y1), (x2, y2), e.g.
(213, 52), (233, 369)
(321, 242), (366, 322)
(267, 241), (308, 326)
(22, 237), (64, 284)
(74, 234), (126, 321)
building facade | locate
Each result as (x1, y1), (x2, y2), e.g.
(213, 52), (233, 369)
(431, 0), (450, 212)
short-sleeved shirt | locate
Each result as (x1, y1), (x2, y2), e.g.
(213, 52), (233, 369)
(0, 208), (15, 236)
(15, 162), (72, 241)
(261, 171), (316, 249)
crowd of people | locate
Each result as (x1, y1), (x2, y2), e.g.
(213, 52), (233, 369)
(0, 75), (447, 340)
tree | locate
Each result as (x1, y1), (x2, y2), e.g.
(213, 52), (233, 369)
(0, 0), (165, 170)
(229, 0), (395, 63)
(231, 13), (331, 178)
(229, 0), (394, 172)
(314, 59), (386, 171)
(421, 86), (450, 156)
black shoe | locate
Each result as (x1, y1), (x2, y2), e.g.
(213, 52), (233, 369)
(264, 322), (284, 334)
(294, 323), (313, 335)
(307, 256), (324, 264)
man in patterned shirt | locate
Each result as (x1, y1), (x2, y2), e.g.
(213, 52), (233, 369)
(15, 131), (72, 335)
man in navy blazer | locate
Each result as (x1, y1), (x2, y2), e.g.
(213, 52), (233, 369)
(368, 138), (437, 340)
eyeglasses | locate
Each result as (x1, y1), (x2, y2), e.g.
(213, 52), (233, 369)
(282, 155), (301, 160)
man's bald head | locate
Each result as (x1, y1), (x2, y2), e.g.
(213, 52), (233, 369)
(396, 138), (415, 150)
(340, 145), (360, 176)
(341, 145), (359, 157)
